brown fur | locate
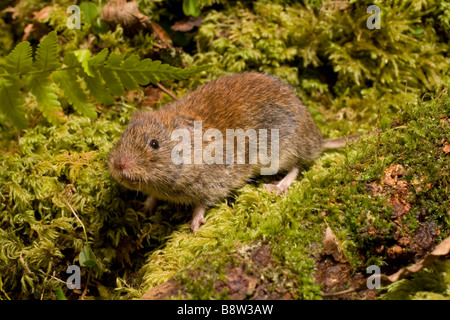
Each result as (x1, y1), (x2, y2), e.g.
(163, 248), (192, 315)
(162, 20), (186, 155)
(109, 72), (327, 215)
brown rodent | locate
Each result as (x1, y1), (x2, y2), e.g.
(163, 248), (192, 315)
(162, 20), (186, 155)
(109, 72), (358, 232)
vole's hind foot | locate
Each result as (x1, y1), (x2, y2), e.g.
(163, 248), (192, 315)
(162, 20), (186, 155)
(264, 183), (288, 196)
(143, 195), (158, 215)
(264, 166), (300, 196)
(190, 205), (206, 233)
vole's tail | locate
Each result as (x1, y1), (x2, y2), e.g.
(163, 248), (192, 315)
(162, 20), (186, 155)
(322, 133), (363, 150)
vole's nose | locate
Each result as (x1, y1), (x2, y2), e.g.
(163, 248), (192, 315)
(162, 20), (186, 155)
(113, 156), (130, 172)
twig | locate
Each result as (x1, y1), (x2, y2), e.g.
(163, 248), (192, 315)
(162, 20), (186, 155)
(322, 287), (357, 297)
(118, 277), (131, 289)
(81, 272), (90, 300)
(137, 227), (154, 249)
(19, 254), (34, 275)
(156, 83), (178, 100)
(49, 274), (68, 285)
(62, 196), (88, 244)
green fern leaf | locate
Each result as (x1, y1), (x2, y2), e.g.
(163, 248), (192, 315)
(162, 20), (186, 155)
(116, 71), (139, 91)
(139, 59), (162, 83)
(84, 48), (119, 103)
(99, 68), (125, 97)
(0, 32), (210, 129)
(160, 63), (212, 80)
(62, 51), (79, 69)
(28, 72), (64, 125)
(89, 48), (109, 67)
(88, 51), (210, 97)
(81, 68), (115, 105)
(108, 54), (140, 90)
(122, 55), (148, 85)
(73, 49), (94, 77)
(34, 31), (61, 71)
(106, 52), (125, 67)
(0, 76), (27, 129)
(93, 53), (125, 95)
(96, 53), (211, 91)
(53, 70), (97, 120)
(5, 41), (34, 75)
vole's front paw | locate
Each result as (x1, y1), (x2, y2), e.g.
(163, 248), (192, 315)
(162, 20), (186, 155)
(143, 195), (158, 215)
(190, 216), (206, 233)
(190, 205), (206, 233)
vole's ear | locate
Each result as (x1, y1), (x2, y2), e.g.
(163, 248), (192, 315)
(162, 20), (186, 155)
(174, 116), (195, 135)
(170, 116), (196, 144)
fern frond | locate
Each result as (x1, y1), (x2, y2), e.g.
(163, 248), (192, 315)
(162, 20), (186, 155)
(53, 70), (97, 120)
(121, 55), (150, 86)
(94, 53), (211, 92)
(137, 59), (211, 83)
(5, 42), (33, 75)
(73, 49), (94, 77)
(99, 64), (125, 97)
(81, 68), (115, 106)
(30, 35), (70, 125)
(28, 72), (65, 125)
(0, 31), (210, 129)
(106, 55), (210, 85)
(89, 48), (109, 67)
(34, 31), (61, 71)
(109, 55), (139, 90)
(0, 76), (27, 129)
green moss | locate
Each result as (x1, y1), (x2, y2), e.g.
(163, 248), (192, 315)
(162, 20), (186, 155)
(0, 0), (449, 300)
(0, 104), (171, 299)
(188, 0), (450, 137)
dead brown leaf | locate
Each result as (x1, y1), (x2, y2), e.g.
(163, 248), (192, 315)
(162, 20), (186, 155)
(22, 6), (56, 41)
(443, 142), (450, 154)
(22, 24), (35, 41)
(102, 0), (171, 44)
(140, 279), (183, 300)
(171, 16), (203, 32)
(2, 6), (19, 19)
(440, 116), (450, 129)
(371, 164), (412, 219)
(102, 0), (143, 28)
(150, 21), (172, 42)
(387, 244), (404, 259)
(322, 227), (347, 263)
(389, 193), (411, 217)
(139, 86), (162, 109)
(319, 0), (350, 13)
(33, 5), (53, 21)
(220, 267), (259, 300)
(381, 235), (450, 283)
(366, 181), (383, 196)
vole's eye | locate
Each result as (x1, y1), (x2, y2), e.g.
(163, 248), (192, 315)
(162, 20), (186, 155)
(149, 139), (159, 149)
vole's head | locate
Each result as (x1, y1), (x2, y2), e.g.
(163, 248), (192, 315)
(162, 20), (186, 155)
(109, 110), (189, 192)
